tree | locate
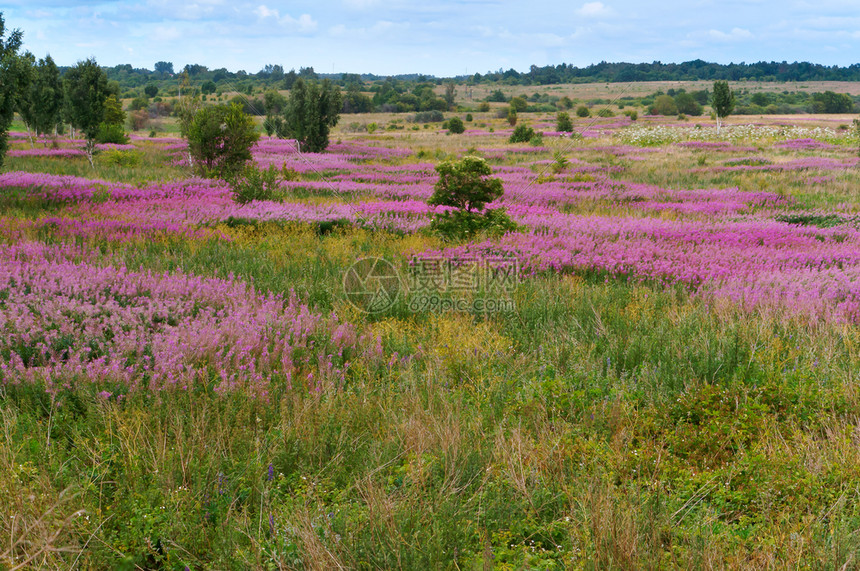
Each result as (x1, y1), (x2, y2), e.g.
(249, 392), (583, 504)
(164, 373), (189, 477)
(262, 89), (287, 136)
(96, 94), (128, 144)
(64, 58), (111, 166)
(712, 80), (735, 131)
(10, 51), (35, 146)
(509, 96), (528, 112)
(576, 105), (590, 118)
(144, 84), (158, 98)
(185, 102), (260, 178)
(674, 92), (703, 116)
(447, 116), (465, 134)
(443, 81), (457, 110)
(201, 80), (216, 95)
(281, 78), (341, 153)
(28, 55), (63, 142)
(428, 156), (515, 239)
(556, 111), (573, 132)
(506, 107), (517, 126)
(0, 12), (23, 168)
(650, 94), (678, 116)
(154, 61), (174, 75)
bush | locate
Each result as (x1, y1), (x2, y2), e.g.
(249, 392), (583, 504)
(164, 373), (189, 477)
(650, 94), (678, 116)
(596, 108), (615, 117)
(509, 124), (535, 143)
(447, 117), (465, 134)
(95, 122), (129, 144)
(229, 164), (282, 204)
(413, 110), (444, 123)
(576, 105), (590, 118)
(556, 111), (573, 132)
(97, 148), (140, 167)
(624, 109), (638, 121)
(507, 108), (517, 126)
(465, 113), (473, 122)
(478, 102), (490, 112)
(509, 96), (528, 112)
(529, 133), (543, 146)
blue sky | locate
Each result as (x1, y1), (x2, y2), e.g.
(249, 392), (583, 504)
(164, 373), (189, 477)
(5, 0), (860, 76)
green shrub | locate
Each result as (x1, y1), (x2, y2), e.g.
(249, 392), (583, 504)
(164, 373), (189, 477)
(95, 122), (129, 144)
(229, 164), (282, 204)
(413, 110), (444, 123)
(596, 108), (615, 117)
(576, 105), (590, 118)
(509, 124), (536, 143)
(556, 111), (573, 132)
(97, 148), (141, 167)
(448, 117), (465, 134)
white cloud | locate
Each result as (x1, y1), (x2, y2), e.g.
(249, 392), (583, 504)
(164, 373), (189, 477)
(253, 5), (317, 32)
(707, 27), (754, 41)
(577, 2), (613, 17)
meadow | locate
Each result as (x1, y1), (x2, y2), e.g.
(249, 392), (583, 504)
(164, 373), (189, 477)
(3, 106), (860, 570)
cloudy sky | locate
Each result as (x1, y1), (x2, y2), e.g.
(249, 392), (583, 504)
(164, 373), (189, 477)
(4, 0), (860, 76)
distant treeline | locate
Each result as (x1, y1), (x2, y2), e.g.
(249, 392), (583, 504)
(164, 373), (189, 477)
(93, 60), (860, 92)
(475, 60), (860, 85)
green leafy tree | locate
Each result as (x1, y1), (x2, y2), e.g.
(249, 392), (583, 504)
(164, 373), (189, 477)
(556, 111), (573, 132)
(674, 92), (703, 116)
(262, 89), (287, 136)
(10, 51), (35, 146)
(443, 81), (457, 110)
(0, 12), (23, 168)
(650, 94), (678, 116)
(64, 58), (111, 166)
(576, 105), (590, 118)
(185, 102), (260, 178)
(96, 94), (128, 144)
(428, 156), (515, 240)
(447, 116), (465, 134)
(144, 84), (158, 98)
(506, 107), (518, 126)
(712, 80), (735, 131)
(281, 78), (342, 152)
(29, 55), (63, 142)
(510, 96), (528, 112)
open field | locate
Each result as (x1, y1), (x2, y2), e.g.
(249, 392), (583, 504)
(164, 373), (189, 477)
(4, 108), (860, 569)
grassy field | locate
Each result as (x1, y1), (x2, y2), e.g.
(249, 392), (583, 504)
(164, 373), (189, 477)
(2, 108), (860, 570)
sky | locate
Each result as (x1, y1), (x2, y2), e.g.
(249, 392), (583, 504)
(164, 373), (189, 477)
(4, 0), (860, 76)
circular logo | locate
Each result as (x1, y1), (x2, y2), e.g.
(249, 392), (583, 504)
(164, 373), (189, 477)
(343, 257), (401, 314)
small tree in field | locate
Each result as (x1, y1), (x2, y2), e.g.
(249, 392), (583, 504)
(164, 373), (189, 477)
(186, 102), (260, 178)
(428, 156), (516, 240)
(64, 58), (111, 166)
(556, 111), (573, 132)
(712, 80), (735, 132)
(447, 116), (465, 134)
(281, 78), (341, 152)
